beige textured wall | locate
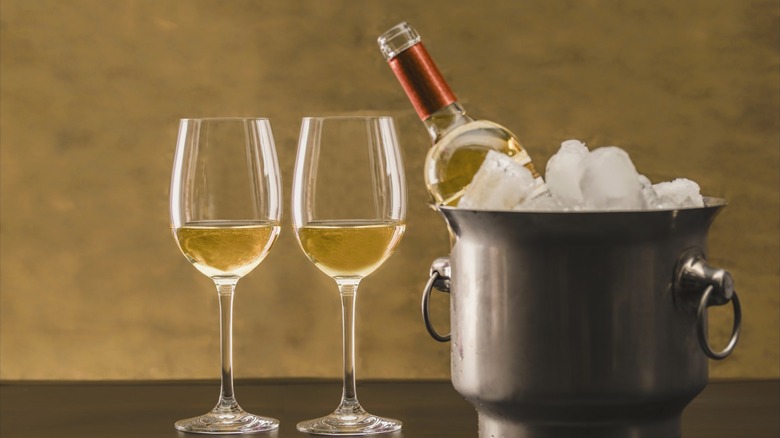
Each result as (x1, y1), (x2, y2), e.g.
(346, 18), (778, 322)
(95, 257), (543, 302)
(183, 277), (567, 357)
(1, 0), (778, 381)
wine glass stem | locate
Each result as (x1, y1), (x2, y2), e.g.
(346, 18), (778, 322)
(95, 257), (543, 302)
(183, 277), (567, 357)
(215, 281), (239, 410)
(337, 280), (361, 412)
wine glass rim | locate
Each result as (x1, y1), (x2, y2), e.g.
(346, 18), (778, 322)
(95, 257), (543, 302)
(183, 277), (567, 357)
(179, 117), (270, 122)
(301, 115), (395, 121)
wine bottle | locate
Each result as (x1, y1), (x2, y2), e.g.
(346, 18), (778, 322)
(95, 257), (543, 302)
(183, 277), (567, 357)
(378, 22), (546, 206)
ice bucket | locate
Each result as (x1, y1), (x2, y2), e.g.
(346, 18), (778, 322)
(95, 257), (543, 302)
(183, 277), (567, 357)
(422, 198), (741, 438)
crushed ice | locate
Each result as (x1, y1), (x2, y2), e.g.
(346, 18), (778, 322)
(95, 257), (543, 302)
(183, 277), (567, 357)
(458, 139), (705, 211)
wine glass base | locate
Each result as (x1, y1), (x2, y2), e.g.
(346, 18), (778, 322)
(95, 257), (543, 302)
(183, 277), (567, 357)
(175, 410), (279, 434)
(296, 411), (402, 436)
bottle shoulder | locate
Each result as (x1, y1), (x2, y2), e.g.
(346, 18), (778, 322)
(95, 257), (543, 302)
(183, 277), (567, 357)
(433, 119), (521, 156)
(451, 118), (514, 134)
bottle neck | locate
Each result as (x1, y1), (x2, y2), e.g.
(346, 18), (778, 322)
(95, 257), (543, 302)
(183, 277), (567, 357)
(379, 22), (473, 142)
(422, 102), (474, 142)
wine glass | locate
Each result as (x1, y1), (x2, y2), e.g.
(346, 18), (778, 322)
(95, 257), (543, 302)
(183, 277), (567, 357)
(292, 116), (406, 435)
(169, 117), (282, 434)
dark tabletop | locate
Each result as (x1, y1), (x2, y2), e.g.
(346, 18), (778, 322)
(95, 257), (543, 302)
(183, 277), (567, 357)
(1, 379), (778, 438)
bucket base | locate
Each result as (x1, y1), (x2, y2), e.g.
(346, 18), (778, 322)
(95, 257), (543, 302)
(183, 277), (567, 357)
(479, 414), (681, 438)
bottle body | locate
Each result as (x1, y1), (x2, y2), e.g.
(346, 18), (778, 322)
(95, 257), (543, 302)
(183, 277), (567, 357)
(378, 22), (545, 206)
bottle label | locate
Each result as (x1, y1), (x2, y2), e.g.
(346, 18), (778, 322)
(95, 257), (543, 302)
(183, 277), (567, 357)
(388, 44), (457, 120)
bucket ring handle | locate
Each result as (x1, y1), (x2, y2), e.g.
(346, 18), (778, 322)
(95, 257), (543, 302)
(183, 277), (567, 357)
(422, 257), (451, 342)
(697, 285), (742, 360)
(675, 247), (742, 360)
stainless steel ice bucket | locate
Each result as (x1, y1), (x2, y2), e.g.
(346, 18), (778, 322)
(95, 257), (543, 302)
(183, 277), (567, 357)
(422, 198), (741, 438)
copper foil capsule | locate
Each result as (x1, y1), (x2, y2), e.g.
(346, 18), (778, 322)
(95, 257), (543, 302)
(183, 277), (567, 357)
(388, 43), (457, 120)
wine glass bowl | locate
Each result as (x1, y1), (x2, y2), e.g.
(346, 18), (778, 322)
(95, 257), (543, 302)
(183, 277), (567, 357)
(169, 117), (281, 434)
(292, 116), (406, 435)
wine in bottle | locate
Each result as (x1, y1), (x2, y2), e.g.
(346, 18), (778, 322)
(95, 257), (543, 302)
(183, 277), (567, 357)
(378, 22), (546, 206)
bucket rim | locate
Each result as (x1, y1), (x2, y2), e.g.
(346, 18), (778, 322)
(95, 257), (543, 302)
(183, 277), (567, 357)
(437, 197), (726, 215)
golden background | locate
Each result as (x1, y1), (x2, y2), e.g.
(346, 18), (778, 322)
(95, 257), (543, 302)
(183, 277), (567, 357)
(1, 0), (778, 381)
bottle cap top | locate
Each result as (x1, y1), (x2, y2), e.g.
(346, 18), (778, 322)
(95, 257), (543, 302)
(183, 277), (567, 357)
(377, 22), (421, 60)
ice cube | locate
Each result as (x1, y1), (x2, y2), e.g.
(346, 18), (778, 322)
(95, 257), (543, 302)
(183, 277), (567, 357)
(459, 150), (536, 210)
(652, 178), (704, 209)
(638, 174), (659, 207)
(513, 192), (564, 211)
(545, 139), (589, 208)
(579, 146), (647, 210)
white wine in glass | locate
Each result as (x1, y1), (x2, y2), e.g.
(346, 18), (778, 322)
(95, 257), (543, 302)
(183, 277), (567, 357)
(175, 221), (279, 279)
(296, 220), (404, 279)
(292, 116), (407, 435)
(170, 117), (282, 434)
